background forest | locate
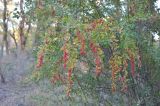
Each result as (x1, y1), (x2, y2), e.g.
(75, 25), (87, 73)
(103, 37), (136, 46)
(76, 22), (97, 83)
(0, 0), (160, 106)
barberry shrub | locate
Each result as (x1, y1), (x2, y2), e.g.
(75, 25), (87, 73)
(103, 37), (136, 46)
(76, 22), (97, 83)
(33, 16), (142, 97)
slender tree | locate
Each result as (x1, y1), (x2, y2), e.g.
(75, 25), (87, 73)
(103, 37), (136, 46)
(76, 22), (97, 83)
(2, 0), (9, 55)
(19, 0), (26, 50)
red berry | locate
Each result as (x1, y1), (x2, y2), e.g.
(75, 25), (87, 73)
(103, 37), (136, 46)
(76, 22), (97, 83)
(130, 55), (135, 77)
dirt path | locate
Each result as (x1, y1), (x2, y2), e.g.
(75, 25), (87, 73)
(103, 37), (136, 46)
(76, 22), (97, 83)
(0, 53), (78, 106)
(0, 53), (38, 106)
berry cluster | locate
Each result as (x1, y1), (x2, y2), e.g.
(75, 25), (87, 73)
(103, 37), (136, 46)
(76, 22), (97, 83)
(36, 51), (44, 68)
(127, 49), (135, 77)
(90, 41), (102, 76)
(76, 30), (86, 55)
(50, 74), (65, 84)
(62, 44), (69, 69)
(67, 68), (73, 96)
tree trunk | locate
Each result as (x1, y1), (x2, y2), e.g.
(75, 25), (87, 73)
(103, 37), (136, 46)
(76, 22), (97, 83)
(3, 0), (9, 55)
(10, 33), (18, 49)
(19, 0), (26, 50)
